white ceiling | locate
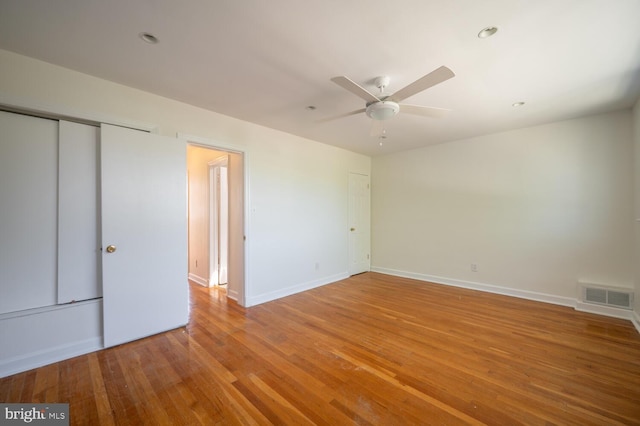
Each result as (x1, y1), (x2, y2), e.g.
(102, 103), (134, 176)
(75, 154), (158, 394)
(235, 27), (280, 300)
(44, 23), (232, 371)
(1, 0), (639, 156)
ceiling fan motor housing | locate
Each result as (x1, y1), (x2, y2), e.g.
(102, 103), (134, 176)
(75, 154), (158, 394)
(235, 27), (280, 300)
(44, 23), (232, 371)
(366, 101), (400, 120)
(375, 76), (391, 90)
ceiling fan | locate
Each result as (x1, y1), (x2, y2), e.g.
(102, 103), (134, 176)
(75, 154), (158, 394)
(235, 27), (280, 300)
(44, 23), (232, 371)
(325, 66), (455, 136)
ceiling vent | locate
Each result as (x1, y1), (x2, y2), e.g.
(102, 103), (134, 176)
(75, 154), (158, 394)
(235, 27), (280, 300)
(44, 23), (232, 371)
(581, 284), (633, 310)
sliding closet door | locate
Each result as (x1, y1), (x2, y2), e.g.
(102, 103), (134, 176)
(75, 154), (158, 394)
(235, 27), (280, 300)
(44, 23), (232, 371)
(58, 121), (101, 304)
(101, 124), (187, 347)
(0, 111), (58, 313)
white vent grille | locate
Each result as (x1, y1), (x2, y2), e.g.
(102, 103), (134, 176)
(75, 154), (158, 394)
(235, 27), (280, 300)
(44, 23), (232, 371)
(582, 285), (633, 310)
(585, 287), (607, 304)
(607, 291), (632, 308)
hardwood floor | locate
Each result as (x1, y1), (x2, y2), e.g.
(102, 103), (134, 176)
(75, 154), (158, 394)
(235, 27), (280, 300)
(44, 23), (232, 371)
(2, 272), (640, 425)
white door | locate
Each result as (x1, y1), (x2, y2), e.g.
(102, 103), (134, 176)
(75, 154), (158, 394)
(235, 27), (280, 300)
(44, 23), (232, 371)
(348, 173), (371, 275)
(209, 156), (229, 286)
(101, 124), (187, 348)
(58, 120), (101, 304)
(218, 166), (229, 284)
(0, 111), (58, 314)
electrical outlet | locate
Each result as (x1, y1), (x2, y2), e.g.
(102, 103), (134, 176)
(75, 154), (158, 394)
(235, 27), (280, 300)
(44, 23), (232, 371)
(471, 263), (478, 272)
(315, 262), (320, 271)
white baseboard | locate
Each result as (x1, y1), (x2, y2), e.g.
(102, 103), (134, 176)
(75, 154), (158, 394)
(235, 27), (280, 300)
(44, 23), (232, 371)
(245, 272), (349, 307)
(0, 337), (103, 378)
(371, 267), (575, 307)
(574, 302), (634, 321)
(188, 273), (209, 287)
(227, 289), (239, 302)
(632, 311), (640, 334)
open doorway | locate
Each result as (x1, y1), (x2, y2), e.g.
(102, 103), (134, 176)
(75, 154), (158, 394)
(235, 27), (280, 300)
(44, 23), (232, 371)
(186, 143), (245, 305)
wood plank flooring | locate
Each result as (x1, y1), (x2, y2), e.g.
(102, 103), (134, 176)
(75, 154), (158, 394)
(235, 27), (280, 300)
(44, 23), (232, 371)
(2, 272), (640, 425)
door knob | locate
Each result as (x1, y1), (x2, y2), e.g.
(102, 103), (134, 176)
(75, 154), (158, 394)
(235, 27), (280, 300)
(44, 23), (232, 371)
(350, 227), (355, 231)
(106, 245), (117, 253)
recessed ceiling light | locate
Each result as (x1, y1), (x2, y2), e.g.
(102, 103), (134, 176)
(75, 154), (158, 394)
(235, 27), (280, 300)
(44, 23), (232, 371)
(139, 32), (159, 44)
(512, 101), (525, 107)
(478, 27), (498, 39)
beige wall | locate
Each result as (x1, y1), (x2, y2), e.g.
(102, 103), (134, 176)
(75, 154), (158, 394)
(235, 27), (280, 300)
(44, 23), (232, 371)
(372, 110), (635, 302)
(0, 49), (371, 306)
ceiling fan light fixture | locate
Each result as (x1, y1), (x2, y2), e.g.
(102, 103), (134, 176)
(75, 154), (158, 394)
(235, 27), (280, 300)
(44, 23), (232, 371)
(366, 101), (400, 121)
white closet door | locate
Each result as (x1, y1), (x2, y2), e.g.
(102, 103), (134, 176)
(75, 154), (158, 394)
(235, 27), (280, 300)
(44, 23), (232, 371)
(0, 111), (58, 314)
(57, 120), (101, 304)
(101, 124), (187, 348)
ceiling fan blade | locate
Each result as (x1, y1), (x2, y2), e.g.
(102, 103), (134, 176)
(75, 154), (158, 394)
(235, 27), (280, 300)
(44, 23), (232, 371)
(317, 108), (366, 123)
(389, 66), (455, 102)
(331, 76), (380, 103)
(370, 119), (385, 137)
(400, 104), (451, 118)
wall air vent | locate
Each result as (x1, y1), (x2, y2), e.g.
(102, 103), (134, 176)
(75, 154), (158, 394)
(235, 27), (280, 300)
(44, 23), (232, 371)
(582, 284), (633, 310)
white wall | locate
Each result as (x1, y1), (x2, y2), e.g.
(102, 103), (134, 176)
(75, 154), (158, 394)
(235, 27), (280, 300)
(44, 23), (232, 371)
(372, 110), (634, 303)
(633, 98), (640, 322)
(0, 49), (370, 306)
(247, 130), (368, 304)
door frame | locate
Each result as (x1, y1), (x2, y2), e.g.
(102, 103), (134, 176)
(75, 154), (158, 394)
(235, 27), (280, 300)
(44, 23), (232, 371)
(181, 133), (249, 307)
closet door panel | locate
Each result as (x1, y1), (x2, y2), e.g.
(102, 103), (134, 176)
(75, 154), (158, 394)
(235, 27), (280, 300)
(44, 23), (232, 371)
(101, 124), (187, 347)
(57, 120), (101, 304)
(0, 111), (58, 314)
